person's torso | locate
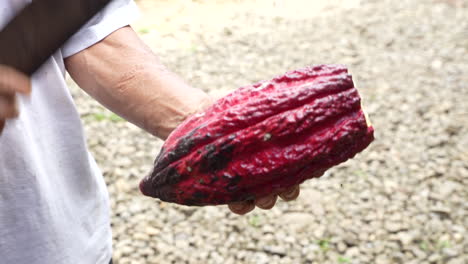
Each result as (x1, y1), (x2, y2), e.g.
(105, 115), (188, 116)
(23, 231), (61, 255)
(0, 1), (111, 263)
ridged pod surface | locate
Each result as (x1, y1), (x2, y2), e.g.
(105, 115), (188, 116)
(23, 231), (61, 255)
(140, 64), (374, 206)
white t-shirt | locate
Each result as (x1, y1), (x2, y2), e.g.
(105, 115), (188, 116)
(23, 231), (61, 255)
(0, 1), (139, 263)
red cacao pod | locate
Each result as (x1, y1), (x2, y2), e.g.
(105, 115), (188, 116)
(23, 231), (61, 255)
(140, 64), (374, 206)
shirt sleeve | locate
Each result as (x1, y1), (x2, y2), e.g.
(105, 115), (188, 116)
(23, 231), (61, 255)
(61, 0), (140, 58)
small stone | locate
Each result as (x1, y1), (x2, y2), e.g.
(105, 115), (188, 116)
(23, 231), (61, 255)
(411, 247), (428, 260)
(145, 226), (160, 236)
(175, 232), (189, 241)
(375, 255), (390, 264)
(397, 232), (414, 245)
(113, 249), (123, 260)
(140, 247), (155, 257)
(447, 258), (466, 264)
(133, 232), (149, 241)
(280, 212), (316, 232)
(119, 257), (131, 264)
(385, 221), (403, 233)
(115, 179), (132, 193)
(263, 245), (287, 257)
(442, 248), (459, 258)
(391, 252), (406, 264)
(431, 59), (443, 69)
(453, 233), (463, 243)
(428, 253), (441, 263)
(343, 233), (358, 247)
(284, 236), (296, 244)
(337, 242), (347, 253)
(345, 247), (360, 257)
(121, 246), (133, 256)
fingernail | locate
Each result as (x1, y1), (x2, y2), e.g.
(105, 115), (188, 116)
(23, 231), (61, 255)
(283, 188), (298, 199)
(230, 203), (246, 211)
(257, 198), (274, 208)
(257, 200), (269, 207)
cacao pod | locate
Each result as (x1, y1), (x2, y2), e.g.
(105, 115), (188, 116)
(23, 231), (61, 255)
(140, 64), (374, 206)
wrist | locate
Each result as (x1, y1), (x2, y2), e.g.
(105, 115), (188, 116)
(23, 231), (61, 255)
(149, 88), (214, 140)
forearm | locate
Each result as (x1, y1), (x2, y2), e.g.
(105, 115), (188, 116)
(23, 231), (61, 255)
(65, 26), (211, 139)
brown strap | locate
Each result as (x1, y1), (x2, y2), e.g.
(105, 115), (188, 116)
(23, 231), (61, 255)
(0, 0), (112, 75)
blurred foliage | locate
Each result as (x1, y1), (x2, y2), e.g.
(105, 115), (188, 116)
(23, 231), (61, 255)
(84, 112), (125, 122)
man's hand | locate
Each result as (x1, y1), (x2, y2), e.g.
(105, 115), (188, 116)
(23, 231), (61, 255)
(228, 185), (301, 215)
(0, 65), (31, 134)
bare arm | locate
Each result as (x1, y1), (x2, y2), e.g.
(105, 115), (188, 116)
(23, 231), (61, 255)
(64, 26), (212, 140)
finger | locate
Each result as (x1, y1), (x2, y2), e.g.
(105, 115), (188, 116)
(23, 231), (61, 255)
(0, 94), (18, 118)
(0, 120), (5, 134)
(0, 65), (31, 94)
(255, 194), (278, 210)
(279, 185), (300, 201)
(228, 200), (255, 215)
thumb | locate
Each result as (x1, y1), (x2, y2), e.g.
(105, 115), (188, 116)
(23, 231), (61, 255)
(0, 65), (31, 94)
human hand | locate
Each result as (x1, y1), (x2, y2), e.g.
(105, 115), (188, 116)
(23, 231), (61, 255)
(228, 185), (301, 215)
(0, 65), (31, 134)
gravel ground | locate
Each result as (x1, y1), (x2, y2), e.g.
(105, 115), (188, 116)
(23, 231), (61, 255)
(69, 0), (468, 263)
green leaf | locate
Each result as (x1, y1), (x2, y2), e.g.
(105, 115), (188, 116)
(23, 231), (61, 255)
(318, 239), (330, 251)
(91, 113), (107, 121)
(354, 170), (367, 178)
(338, 256), (350, 263)
(248, 215), (261, 227)
(437, 240), (451, 249)
(419, 241), (429, 251)
(108, 113), (124, 122)
(138, 28), (150, 34)
(86, 112), (124, 122)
